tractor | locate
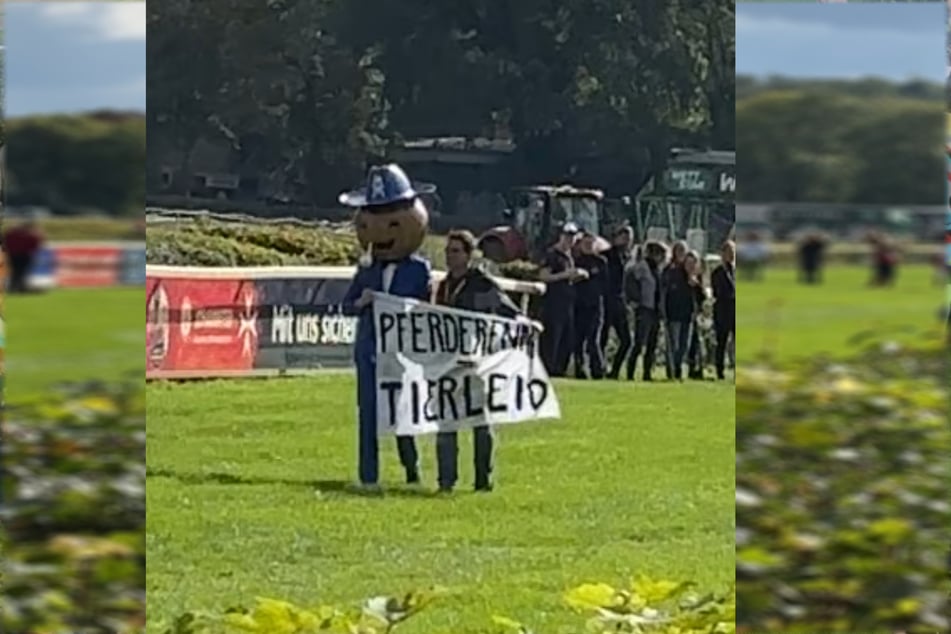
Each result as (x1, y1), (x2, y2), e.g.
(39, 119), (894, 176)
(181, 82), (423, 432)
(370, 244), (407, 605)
(476, 149), (734, 265)
(477, 185), (605, 264)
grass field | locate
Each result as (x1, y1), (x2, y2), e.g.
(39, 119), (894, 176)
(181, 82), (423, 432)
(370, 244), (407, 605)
(738, 264), (942, 362)
(4, 287), (143, 396)
(145, 376), (734, 632)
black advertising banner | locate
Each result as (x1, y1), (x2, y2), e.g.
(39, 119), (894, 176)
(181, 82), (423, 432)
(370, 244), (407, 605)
(253, 278), (358, 370)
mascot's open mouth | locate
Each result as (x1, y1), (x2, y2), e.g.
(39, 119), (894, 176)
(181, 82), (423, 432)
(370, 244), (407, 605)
(373, 240), (395, 250)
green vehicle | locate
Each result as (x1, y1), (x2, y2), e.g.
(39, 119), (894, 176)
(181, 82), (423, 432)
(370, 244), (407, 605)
(632, 148), (735, 255)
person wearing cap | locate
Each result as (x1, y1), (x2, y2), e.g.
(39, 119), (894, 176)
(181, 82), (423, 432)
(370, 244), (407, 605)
(341, 163), (435, 490)
(538, 222), (587, 376)
(434, 229), (526, 493)
(572, 231), (608, 379)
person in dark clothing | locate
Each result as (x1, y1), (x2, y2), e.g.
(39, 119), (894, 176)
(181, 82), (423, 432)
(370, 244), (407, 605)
(711, 241), (736, 381)
(539, 223), (585, 376)
(868, 232), (898, 287)
(4, 219), (44, 293)
(625, 240), (666, 381)
(661, 241), (696, 380)
(600, 226), (633, 379)
(798, 231), (827, 284)
(435, 229), (523, 493)
(684, 251), (707, 379)
(573, 232), (608, 379)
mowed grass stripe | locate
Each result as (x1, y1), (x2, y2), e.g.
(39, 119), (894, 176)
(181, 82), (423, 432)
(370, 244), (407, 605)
(4, 287), (144, 396)
(145, 376), (734, 632)
(738, 264), (940, 362)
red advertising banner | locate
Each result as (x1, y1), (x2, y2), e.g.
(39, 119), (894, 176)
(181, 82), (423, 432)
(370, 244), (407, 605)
(146, 276), (259, 378)
(55, 246), (123, 287)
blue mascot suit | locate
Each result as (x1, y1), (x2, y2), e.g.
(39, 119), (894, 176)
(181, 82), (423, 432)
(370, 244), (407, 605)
(341, 164), (433, 486)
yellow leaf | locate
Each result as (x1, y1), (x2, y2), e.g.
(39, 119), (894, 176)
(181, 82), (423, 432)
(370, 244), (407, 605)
(564, 583), (617, 611)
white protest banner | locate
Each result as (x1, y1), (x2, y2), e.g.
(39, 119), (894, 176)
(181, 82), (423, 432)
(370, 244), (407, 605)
(372, 292), (560, 436)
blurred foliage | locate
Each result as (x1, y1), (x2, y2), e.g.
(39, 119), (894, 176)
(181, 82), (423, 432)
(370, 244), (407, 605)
(1, 382), (145, 633)
(147, 0), (733, 202)
(36, 216), (145, 242)
(6, 113), (146, 217)
(148, 220), (373, 267)
(736, 76), (943, 205)
(163, 577), (733, 633)
(736, 343), (950, 633)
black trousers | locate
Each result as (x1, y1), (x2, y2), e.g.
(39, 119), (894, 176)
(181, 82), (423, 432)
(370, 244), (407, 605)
(574, 302), (605, 378)
(600, 296), (631, 378)
(714, 312), (735, 379)
(8, 254), (33, 293)
(627, 307), (660, 380)
(541, 302), (575, 377)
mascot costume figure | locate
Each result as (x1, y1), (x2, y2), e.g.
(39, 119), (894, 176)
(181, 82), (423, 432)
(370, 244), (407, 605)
(341, 164), (433, 488)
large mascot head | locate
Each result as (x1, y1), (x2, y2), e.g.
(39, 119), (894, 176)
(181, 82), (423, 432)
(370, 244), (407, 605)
(339, 164), (432, 263)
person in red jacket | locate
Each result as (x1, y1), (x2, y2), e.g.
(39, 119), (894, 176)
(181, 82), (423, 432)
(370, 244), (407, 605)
(4, 218), (44, 293)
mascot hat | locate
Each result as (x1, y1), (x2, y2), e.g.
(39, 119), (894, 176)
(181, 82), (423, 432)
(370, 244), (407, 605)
(339, 163), (436, 209)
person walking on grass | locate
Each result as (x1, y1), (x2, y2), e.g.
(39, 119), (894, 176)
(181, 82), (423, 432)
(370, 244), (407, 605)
(624, 240), (666, 382)
(434, 229), (524, 493)
(712, 240), (735, 381)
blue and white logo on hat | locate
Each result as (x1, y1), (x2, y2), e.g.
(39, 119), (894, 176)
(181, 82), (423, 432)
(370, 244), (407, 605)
(339, 163), (436, 208)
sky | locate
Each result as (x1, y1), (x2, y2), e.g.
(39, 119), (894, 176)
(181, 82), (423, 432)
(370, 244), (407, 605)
(737, 2), (946, 82)
(5, 2), (145, 117)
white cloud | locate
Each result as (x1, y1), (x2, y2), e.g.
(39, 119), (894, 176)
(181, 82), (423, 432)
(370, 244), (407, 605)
(39, 2), (145, 41)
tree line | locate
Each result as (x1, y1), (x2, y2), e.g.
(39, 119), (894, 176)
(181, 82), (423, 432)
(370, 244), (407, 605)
(737, 75), (945, 205)
(6, 112), (146, 216)
(147, 0), (734, 204)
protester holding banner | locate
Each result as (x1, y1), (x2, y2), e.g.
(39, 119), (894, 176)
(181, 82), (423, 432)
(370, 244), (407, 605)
(434, 229), (524, 493)
(340, 163), (434, 490)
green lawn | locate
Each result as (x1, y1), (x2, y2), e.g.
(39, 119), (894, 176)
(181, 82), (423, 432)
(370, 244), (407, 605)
(145, 376), (734, 632)
(4, 287), (143, 396)
(738, 264), (941, 363)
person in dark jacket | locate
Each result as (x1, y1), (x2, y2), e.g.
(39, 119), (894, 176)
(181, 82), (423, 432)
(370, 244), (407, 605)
(798, 231), (827, 285)
(600, 226), (633, 379)
(4, 218), (44, 293)
(684, 251), (707, 379)
(573, 231), (608, 379)
(539, 223), (586, 376)
(435, 229), (523, 493)
(711, 241), (736, 380)
(661, 241), (695, 380)
(625, 240), (666, 381)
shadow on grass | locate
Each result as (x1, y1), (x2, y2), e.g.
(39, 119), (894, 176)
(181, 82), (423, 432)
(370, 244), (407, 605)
(145, 466), (444, 499)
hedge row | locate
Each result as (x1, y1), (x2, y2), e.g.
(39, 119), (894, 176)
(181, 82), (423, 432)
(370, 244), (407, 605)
(165, 578), (735, 634)
(1, 381), (145, 633)
(145, 220), (539, 280)
(736, 342), (950, 632)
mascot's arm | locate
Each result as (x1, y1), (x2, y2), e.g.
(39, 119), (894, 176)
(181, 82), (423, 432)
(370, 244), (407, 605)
(415, 259), (433, 302)
(342, 267), (369, 316)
